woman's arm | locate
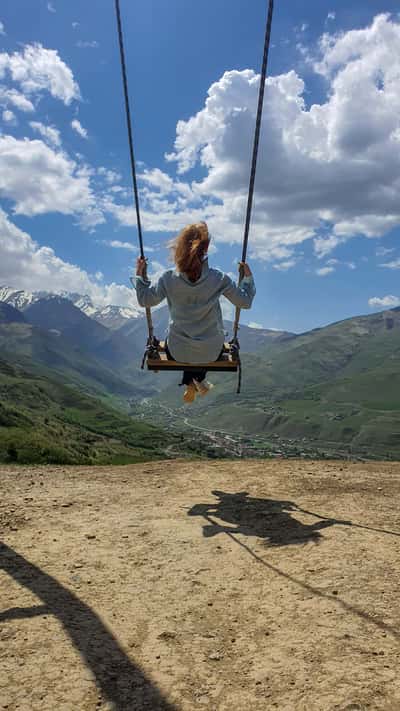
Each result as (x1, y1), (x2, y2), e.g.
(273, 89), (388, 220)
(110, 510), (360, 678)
(221, 263), (256, 310)
(129, 257), (167, 307)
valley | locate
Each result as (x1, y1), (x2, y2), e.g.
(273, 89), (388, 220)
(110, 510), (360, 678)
(0, 284), (399, 463)
(132, 399), (395, 461)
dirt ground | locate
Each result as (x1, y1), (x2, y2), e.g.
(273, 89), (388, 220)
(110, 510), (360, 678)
(1, 459), (400, 711)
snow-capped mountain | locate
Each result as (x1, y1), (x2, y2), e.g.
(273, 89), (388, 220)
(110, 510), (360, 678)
(91, 304), (141, 330)
(62, 294), (141, 328)
(0, 286), (44, 310)
(0, 286), (141, 330)
(63, 293), (98, 318)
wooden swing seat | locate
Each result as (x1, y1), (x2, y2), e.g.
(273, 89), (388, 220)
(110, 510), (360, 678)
(146, 342), (239, 372)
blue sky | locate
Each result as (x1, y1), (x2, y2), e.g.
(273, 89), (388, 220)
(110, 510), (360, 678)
(1, 0), (400, 333)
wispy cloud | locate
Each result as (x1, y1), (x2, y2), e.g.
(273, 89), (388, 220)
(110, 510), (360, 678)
(30, 121), (61, 148)
(76, 40), (99, 49)
(376, 246), (395, 257)
(273, 260), (297, 271)
(47, 2), (56, 13)
(71, 118), (88, 139)
(316, 266), (335, 276)
(380, 258), (400, 269)
(104, 240), (135, 251)
(97, 167), (121, 184)
(0, 21), (5, 35)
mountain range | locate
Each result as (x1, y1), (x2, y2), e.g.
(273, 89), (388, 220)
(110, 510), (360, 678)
(0, 286), (141, 330)
(0, 287), (288, 401)
(1, 284), (399, 460)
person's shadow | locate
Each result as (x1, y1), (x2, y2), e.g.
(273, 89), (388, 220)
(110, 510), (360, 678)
(188, 491), (400, 642)
(0, 542), (175, 711)
(188, 490), (347, 546)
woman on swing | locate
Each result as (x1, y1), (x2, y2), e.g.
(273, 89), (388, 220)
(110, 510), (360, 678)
(134, 222), (255, 403)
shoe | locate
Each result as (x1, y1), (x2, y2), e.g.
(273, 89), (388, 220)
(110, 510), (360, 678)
(183, 382), (197, 404)
(194, 380), (213, 396)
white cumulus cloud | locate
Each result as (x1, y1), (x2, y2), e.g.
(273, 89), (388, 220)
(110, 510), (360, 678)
(0, 43), (80, 105)
(127, 14), (399, 263)
(2, 109), (16, 124)
(0, 87), (35, 112)
(369, 295), (400, 308)
(0, 208), (139, 308)
(0, 135), (102, 226)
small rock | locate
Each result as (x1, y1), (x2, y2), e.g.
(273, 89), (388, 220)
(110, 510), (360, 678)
(208, 652), (222, 661)
(157, 631), (176, 641)
(85, 534), (96, 540)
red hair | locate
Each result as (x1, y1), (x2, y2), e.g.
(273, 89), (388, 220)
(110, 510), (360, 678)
(170, 222), (209, 282)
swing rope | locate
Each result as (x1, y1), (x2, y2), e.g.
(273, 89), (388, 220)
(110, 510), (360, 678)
(232, 0), (275, 347)
(114, 0), (275, 386)
(114, 0), (156, 350)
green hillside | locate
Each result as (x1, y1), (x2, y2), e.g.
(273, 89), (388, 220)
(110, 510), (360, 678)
(0, 322), (156, 401)
(158, 308), (400, 458)
(0, 358), (190, 465)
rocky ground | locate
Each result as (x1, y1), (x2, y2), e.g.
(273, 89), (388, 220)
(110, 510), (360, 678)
(1, 459), (400, 711)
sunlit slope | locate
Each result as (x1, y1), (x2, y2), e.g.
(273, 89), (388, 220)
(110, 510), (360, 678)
(174, 308), (400, 456)
(0, 357), (190, 465)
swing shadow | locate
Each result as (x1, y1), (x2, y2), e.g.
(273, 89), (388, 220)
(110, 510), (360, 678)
(188, 490), (347, 547)
(188, 490), (400, 546)
(0, 542), (176, 711)
(188, 490), (400, 642)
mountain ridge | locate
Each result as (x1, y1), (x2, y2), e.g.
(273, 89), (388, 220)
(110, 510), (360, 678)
(0, 285), (141, 330)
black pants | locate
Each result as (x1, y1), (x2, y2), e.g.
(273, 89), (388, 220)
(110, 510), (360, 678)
(165, 343), (207, 386)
